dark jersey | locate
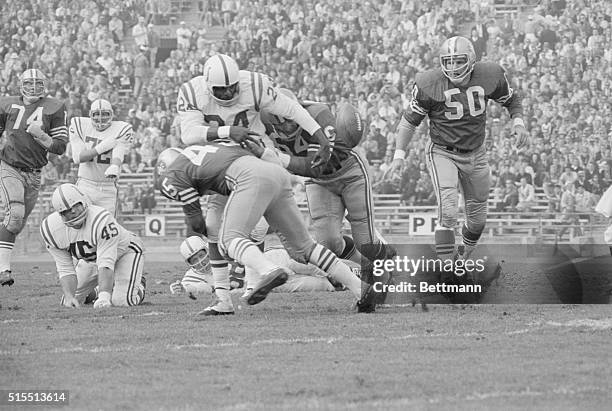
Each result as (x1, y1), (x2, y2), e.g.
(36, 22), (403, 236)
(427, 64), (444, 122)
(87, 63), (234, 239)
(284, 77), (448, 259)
(403, 62), (523, 151)
(159, 141), (252, 217)
(264, 102), (351, 177)
(0, 96), (68, 168)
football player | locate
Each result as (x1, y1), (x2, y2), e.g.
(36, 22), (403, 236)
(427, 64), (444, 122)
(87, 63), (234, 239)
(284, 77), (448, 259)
(40, 183), (145, 308)
(248, 88), (395, 269)
(170, 235), (334, 302)
(156, 144), (377, 314)
(175, 53), (334, 314)
(0, 69), (68, 287)
(69, 99), (133, 216)
(390, 36), (528, 265)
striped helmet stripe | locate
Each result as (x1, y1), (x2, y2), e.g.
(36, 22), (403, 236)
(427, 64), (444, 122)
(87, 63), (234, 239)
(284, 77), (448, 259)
(186, 239), (195, 255)
(58, 185), (70, 209)
(217, 55), (229, 85)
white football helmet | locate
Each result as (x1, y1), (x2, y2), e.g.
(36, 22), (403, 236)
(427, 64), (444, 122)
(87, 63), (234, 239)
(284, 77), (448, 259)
(180, 236), (210, 274)
(51, 183), (89, 228)
(89, 99), (114, 131)
(156, 147), (183, 177)
(203, 54), (240, 107)
(21, 68), (46, 104)
(439, 36), (476, 86)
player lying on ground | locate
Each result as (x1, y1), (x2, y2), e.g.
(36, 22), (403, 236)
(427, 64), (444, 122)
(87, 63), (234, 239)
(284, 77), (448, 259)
(170, 234), (335, 300)
(0, 69), (68, 287)
(40, 184), (145, 308)
(157, 144), (378, 314)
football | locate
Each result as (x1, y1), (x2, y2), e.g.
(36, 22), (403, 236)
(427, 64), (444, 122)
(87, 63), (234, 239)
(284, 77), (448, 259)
(335, 103), (364, 148)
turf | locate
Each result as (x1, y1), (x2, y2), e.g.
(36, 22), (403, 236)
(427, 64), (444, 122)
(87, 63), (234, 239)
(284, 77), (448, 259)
(1, 261), (611, 411)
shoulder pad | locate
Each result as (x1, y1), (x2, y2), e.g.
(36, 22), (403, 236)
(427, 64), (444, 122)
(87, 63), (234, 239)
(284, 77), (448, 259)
(179, 76), (207, 109)
(240, 70), (272, 111)
(41, 97), (66, 113)
(40, 213), (66, 249)
(415, 69), (448, 102)
(470, 62), (506, 94)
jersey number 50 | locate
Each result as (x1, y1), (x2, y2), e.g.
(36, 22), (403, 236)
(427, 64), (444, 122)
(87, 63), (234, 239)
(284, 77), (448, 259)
(444, 86), (485, 120)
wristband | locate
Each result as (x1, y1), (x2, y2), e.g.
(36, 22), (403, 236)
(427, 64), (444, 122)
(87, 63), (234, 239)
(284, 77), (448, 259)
(392, 149), (406, 161)
(278, 153), (290, 168)
(218, 126), (231, 139)
(512, 118), (525, 128)
(98, 291), (111, 301)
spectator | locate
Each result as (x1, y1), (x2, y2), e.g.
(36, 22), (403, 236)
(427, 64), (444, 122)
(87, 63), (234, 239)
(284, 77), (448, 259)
(147, 24), (161, 68)
(139, 184), (157, 214)
(517, 177), (536, 212)
(132, 46), (149, 98)
(176, 21), (192, 49)
(132, 16), (148, 48)
(496, 179), (519, 211)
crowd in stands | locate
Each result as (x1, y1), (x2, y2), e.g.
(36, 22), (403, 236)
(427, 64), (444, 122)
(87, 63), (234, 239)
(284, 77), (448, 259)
(0, 0), (610, 217)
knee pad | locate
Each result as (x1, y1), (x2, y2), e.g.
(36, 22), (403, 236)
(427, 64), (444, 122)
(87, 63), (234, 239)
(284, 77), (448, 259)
(465, 200), (487, 234)
(4, 202), (25, 234)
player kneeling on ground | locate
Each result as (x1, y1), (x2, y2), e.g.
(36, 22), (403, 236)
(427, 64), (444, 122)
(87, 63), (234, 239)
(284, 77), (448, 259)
(40, 183), (145, 308)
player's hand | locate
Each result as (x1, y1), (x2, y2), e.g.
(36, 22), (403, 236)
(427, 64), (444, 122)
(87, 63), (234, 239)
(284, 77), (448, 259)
(228, 126), (260, 144)
(170, 280), (185, 295)
(93, 295), (112, 308)
(95, 138), (117, 154)
(311, 144), (332, 168)
(512, 123), (529, 150)
(389, 158), (404, 175)
(62, 295), (81, 308)
(104, 164), (120, 179)
(27, 121), (52, 148)
(241, 136), (265, 157)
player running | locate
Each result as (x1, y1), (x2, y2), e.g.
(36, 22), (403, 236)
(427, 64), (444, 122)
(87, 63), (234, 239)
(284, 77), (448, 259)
(156, 144), (377, 314)
(0, 69), (68, 287)
(40, 184), (145, 308)
(390, 36), (528, 266)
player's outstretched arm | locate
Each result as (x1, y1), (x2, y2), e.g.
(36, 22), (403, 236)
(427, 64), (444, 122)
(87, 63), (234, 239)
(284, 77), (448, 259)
(59, 274), (80, 308)
(390, 115), (417, 173)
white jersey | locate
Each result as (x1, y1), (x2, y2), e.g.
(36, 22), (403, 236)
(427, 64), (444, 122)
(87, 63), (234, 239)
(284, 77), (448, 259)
(69, 117), (133, 181)
(177, 71), (321, 146)
(40, 205), (137, 277)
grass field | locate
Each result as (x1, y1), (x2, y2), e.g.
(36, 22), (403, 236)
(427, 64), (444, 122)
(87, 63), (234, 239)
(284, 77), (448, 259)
(1, 260), (612, 411)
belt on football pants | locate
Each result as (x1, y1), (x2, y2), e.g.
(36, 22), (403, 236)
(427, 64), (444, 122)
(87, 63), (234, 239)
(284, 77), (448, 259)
(435, 144), (473, 154)
(9, 164), (41, 173)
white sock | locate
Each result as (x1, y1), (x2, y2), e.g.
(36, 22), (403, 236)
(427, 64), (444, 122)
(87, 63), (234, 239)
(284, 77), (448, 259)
(0, 241), (14, 272)
(227, 238), (279, 276)
(309, 244), (363, 299)
(210, 260), (231, 304)
(245, 265), (262, 289)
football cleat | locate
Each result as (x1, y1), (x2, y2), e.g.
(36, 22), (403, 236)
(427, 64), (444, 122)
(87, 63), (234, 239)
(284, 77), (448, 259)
(83, 288), (98, 304)
(1, 270), (14, 287)
(356, 283), (377, 313)
(195, 297), (235, 317)
(245, 268), (288, 305)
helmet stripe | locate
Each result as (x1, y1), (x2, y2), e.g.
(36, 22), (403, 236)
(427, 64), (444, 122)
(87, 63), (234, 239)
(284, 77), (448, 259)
(217, 55), (229, 86)
(186, 240), (195, 255)
(58, 185), (70, 209)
